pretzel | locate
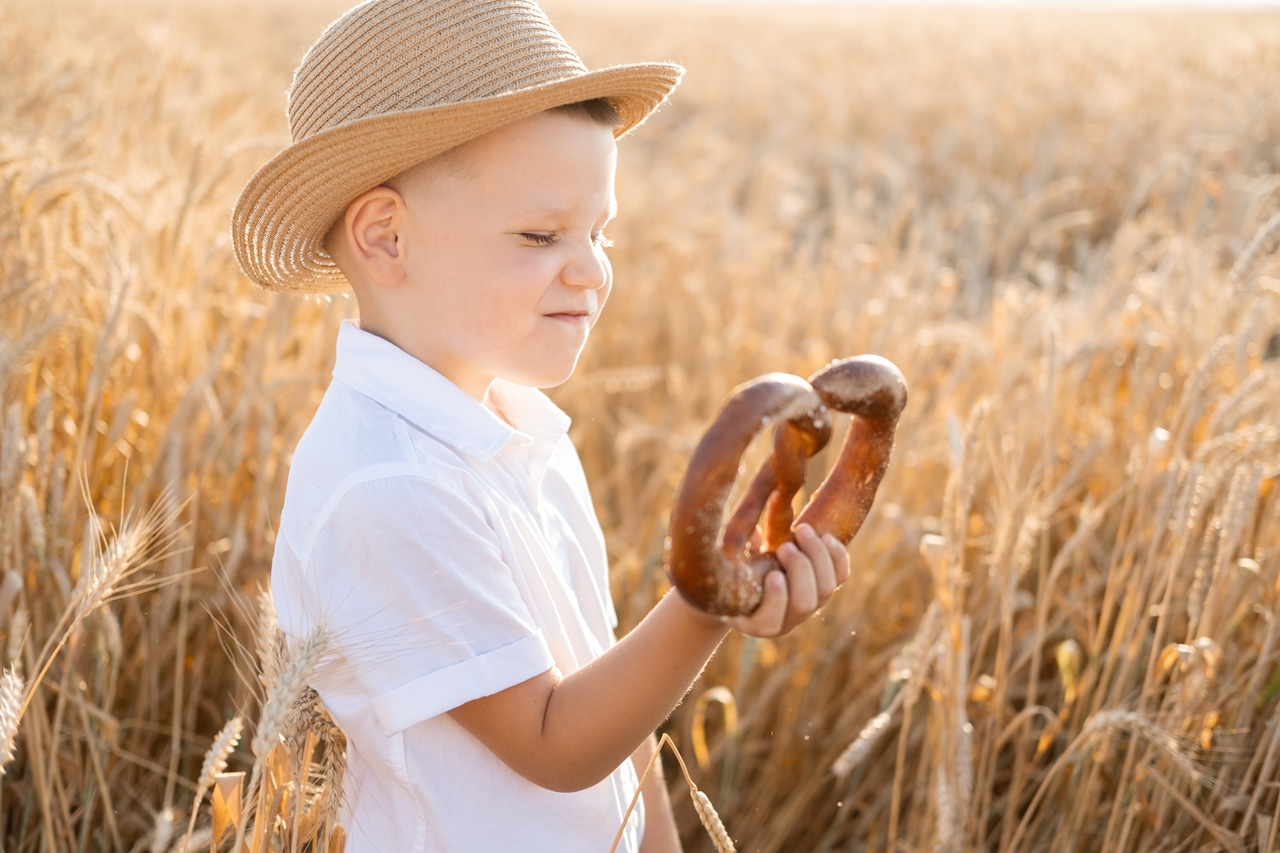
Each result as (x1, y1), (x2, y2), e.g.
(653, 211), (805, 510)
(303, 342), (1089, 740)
(666, 356), (908, 616)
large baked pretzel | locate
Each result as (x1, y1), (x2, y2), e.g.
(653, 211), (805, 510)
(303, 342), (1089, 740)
(667, 356), (908, 616)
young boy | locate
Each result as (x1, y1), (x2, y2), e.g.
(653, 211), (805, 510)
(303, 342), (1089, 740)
(232, 1), (849, 850)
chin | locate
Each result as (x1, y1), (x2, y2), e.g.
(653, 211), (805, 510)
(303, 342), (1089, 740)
(506, 359), (579, 389)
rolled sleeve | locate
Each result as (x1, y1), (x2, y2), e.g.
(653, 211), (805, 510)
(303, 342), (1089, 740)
(299, 473), (555, 735)
(369, 631), (554, 734)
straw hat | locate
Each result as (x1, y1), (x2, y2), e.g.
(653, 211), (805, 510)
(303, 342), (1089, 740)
(232, 0), (683, 292)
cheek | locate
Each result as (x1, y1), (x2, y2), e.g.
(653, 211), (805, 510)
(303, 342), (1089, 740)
(507, 267), (555, 323)
(477, 254), (558, 337)
(445, 244), (541, 307)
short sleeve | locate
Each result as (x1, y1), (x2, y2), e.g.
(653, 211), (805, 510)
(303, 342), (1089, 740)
(296, 474), (555, 735)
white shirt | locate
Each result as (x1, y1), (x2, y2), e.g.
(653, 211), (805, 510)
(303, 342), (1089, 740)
(271, 320), (643, 852)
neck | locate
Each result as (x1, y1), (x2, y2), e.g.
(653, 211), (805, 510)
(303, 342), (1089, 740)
(354, 315), (494, 403)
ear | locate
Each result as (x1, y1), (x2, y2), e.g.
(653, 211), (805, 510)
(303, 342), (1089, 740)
(341, 186), (407, 288)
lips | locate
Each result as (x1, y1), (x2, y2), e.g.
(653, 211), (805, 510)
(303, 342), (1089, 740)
(545, 309), (591, 322)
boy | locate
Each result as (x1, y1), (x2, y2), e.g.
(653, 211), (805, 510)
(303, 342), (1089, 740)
(232, 1), (849, 850)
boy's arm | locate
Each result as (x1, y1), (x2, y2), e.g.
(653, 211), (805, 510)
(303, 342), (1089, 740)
(633, 734), (682, 853)
(448, 523), (847, 793)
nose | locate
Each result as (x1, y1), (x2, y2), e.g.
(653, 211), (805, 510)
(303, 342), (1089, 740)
(561, 238), (610, 291)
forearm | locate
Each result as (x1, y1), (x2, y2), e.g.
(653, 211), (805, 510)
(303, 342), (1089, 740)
(450, 528), (847, 793)
(450, 588), (727, 793)
(633, 734), (683, 853)
(538, 591), (727, 790)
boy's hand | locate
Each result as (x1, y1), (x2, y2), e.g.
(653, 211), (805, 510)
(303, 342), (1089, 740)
(729, 523), (849, 638)
(449, 523), (846, 794)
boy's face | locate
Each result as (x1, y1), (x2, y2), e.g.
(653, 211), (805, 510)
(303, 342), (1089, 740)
(357, 111), (618, 397)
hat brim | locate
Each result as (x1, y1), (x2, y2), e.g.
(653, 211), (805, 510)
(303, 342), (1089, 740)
(231, 62), (683, 292)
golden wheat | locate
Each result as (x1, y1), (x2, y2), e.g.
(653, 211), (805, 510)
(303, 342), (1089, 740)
(0, 667), (23, 773)
(2, 0), (1280, 850)
(181, 715), (242, 849)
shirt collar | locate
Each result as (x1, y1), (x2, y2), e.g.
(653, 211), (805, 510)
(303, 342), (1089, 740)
(330, 320), (570, 460)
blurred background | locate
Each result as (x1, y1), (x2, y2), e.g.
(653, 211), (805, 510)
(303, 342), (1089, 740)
(2, 0), (1280, 850)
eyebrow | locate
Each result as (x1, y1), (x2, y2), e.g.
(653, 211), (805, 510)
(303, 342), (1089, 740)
(516, 196), (617, 224)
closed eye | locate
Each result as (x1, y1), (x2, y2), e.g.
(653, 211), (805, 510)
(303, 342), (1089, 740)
(519, 231), (613, 248)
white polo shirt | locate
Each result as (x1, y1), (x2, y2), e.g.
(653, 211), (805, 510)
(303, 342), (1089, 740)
(271, 319), (643, 852)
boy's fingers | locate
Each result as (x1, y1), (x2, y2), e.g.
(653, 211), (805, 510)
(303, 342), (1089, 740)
(802, 526), (838, 604)
(777, 538), (818, 618)
(738, 569), (788, 637)
(826, 534), (851, 587)
(795, 524), (836, 606)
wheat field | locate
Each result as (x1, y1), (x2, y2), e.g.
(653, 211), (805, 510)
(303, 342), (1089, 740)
(3, 0), (1280, 850)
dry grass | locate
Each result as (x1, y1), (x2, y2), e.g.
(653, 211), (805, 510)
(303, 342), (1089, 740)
(3, 0), (1280, 850)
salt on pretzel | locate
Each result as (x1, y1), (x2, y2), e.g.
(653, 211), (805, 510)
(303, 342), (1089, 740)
(666, 356), (909, 616)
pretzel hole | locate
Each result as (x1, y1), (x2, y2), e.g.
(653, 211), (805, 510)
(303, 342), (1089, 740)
(723, 411), (839, 558)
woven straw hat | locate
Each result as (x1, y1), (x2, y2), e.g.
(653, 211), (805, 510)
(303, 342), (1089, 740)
(232, 0), (683, 292)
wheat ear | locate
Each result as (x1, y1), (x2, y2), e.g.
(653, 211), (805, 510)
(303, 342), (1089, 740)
(289, 688), (347, 837)
(251, 628), (327, 760)
(691, 790), (735, 853)
(319, 726), (347, 844)
(833, 688), (906, 779)
(235, 625), (327, 853)
(21, 493), (175, 720)
(609, 733), (735, 853)
(255, 589), (282, 694)
(0, 666), (24, 774)
(1009, 710), (1199, 851)
(180, 715), (242, 849)
(5, 608), (25, 670)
